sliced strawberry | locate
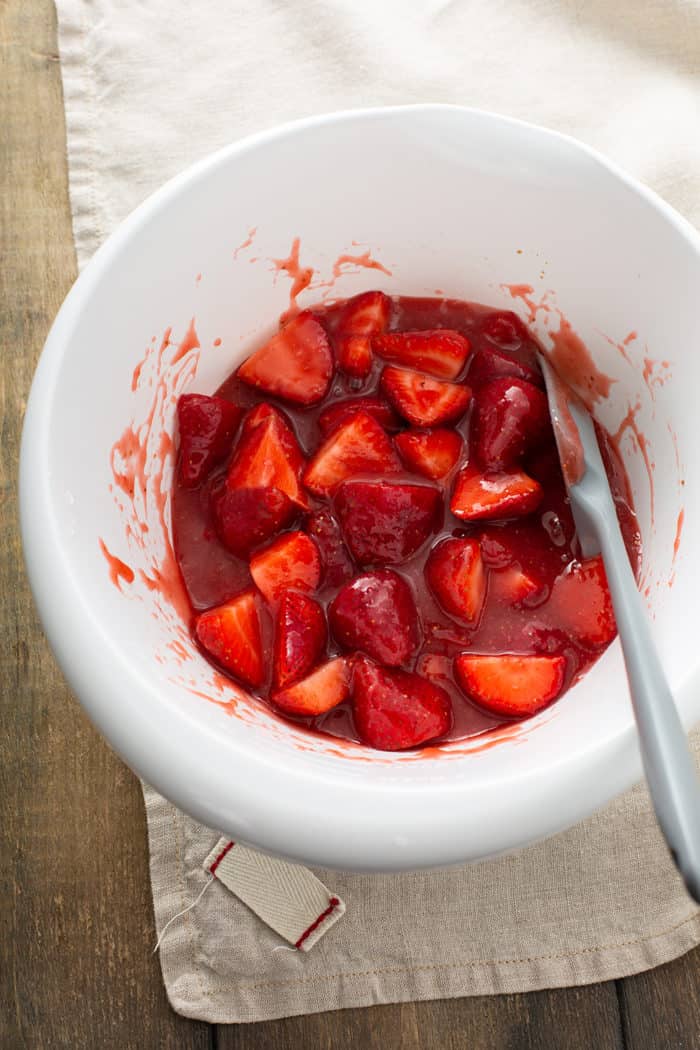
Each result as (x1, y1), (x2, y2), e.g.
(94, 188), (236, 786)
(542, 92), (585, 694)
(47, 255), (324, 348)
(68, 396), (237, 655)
(211, 482), (297, 557)
(548, 555), (617, 648)
(274, 592), (327, 689)
(318, 396), (401, 437)
(272, 657), (350, 716)
(481, 310), (532, 350)
(305, 509), (354, 588)
(237, 311), (333, 405)
(478, 529), (516, 568)
(195, 591), (264, 688)
(335, 478), (442, 566)
(352, 657), (453, 750)
(335, 290), (391, 378)
(380, 367), (471, 427)
(471, 376), (551, 470)
(450, 465), (543, 521)
(177, 393), (241, 487)
(454, 653), (566, 717)
(329, 570), (419, 666)
(394, 429), (463, 480)
(250, 531), (321, 604)
(227, 404), (308, 508)
(468, 345), (543, 389)
(303, 411), (401, 498)
(490, 564), (543, 606)
(425, 538), (486, 624)
(372, 329), (471, 379)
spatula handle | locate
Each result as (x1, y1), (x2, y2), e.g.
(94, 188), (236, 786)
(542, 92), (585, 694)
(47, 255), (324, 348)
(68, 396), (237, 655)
(571, 410), (700, 902)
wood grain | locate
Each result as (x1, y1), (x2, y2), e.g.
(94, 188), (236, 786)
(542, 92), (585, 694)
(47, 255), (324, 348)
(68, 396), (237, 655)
(219, 986), (624, 1050)
(619, 949), (700, 1050)
(0, 3), (209, 1047)
(1, 1), (699, 1048)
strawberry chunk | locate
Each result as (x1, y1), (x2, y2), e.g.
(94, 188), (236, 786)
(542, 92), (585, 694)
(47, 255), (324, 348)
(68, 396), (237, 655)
(274, 592), (327, 689)
(177, 394), (241, 487)
(195, 591), (264, 688)
(335, 478), (442, 566)
(335, 290), (391, 378)
(471, 377), (551, 470)
(237, 311), (333, 405)
(481, 310), (533, 352)
(395, 429), (463, 480)
(329, 569), (419, 666)
(305, 509), (354, 588)
(227, 404), (308, 508)
(454, 653), (566, 717)
(352, 657), (453, 750)
(548, 555), (617, 648)
(272, 657), (350, 716)
(372, 329), (471, 379)
(250, 531), (321, 604)
(490, 564), (543, 606)
(303, 411), (401, 498)
(468, 345), (543, 389)
(425, 538), (486, 624)
(450, 466), (543, 521)
(380, 366), (471, 427)
(318, 396), (401, 437)
(211, 482), (297, 557)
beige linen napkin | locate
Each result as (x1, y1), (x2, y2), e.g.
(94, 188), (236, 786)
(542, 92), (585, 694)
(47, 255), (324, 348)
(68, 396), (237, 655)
(56, 0), (700, 1023)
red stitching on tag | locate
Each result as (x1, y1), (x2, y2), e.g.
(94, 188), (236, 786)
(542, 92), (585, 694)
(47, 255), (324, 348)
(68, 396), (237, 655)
(210, 841), (235, 876)
(294, 896), (341, 950)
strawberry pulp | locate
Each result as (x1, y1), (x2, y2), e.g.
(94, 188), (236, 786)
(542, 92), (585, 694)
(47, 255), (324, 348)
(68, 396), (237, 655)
(172, 294), (641, 750)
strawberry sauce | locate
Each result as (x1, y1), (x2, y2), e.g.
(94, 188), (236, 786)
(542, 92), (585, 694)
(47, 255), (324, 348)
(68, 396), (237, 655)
(172, 295), (641, 749)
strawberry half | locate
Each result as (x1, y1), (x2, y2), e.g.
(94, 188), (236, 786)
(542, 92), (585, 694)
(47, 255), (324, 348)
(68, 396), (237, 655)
(227, 404), (308, 509)
(372, 329), (471, 379)
(380, 366), (471, 427)
(318, 396), (401, 437)
(305, 509), (355, 588)
(272, 657), (351, 717)
(468, 345), (543, 390)
(490, 564), (543, 606)
(394, 429), (463, 480)
(329, 569), (419, 666)
(211, 482), (297, 557)
(450, 466), (543, 521)
(303, 411), (401, 498)
(481, 310), (533, 351)
(237, 311), (333, 405)
(352, 657), (453, 751)
(334, 478), (442, 566)
(195, 591), (264, 688)
(177, 393), (241, 488)
(471, 376), (551, 470)
(250, 531), (321, 604)
(454, 653), (566, 717)
(274, 591), (327, 689)
(548, 555), (617, 648)
(334, 290), (391, 378)
(425, 537), (486, 624)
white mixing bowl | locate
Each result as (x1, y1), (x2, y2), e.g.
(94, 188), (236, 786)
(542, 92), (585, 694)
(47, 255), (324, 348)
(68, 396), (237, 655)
(20, 106), (700, 871)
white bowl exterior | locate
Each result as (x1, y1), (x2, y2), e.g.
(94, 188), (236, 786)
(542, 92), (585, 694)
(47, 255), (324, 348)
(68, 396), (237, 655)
(20, 107), (700, 871)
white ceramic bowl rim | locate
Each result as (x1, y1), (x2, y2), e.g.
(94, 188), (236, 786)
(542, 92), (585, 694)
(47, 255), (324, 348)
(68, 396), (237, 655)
(20, 105), (700, 871)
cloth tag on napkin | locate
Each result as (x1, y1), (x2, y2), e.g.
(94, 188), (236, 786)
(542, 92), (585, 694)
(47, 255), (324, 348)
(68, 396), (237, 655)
(204, 839), (345, 951)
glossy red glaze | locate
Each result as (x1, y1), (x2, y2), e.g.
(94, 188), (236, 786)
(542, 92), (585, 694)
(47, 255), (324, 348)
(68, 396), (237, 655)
(173, 294), (641, 749)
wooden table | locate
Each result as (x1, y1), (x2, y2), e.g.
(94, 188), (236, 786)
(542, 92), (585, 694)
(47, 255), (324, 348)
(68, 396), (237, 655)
(2, 2), (699, 1046)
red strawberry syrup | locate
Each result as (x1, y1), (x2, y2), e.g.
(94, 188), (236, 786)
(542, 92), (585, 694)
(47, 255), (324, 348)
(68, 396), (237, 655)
(172, 296), (641, 746)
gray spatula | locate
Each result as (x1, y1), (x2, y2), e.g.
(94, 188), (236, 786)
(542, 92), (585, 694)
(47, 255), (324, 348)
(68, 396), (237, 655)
(539, 354), (700, 902)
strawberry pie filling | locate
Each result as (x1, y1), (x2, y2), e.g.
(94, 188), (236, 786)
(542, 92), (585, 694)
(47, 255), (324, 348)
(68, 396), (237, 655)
(172, 292), (640, 751)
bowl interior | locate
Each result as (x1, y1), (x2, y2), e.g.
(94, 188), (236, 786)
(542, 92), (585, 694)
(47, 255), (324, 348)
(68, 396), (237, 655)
(22, 107), (700, 869)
